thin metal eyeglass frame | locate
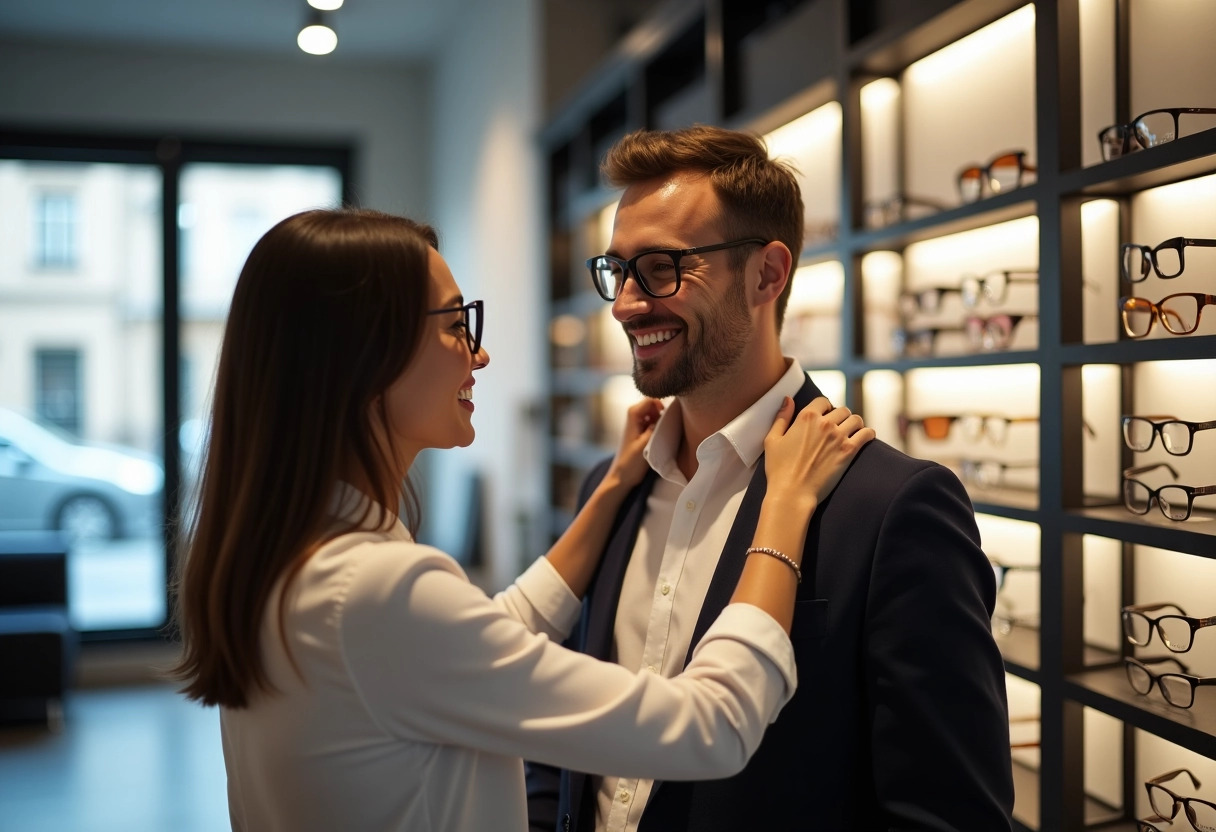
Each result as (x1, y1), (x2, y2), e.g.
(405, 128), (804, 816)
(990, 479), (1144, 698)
(585, 238), (768, 301)
(425, 299), (484, 355)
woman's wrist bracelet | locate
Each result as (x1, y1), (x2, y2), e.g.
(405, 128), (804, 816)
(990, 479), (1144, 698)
(745, 546), (802, 584)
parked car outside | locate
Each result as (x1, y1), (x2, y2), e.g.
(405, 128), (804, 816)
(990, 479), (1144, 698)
(0, 407), (163, 543)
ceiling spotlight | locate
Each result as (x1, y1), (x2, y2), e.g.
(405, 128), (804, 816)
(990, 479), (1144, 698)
(307, 0), (343, 10)
(298, 11), (337, 55)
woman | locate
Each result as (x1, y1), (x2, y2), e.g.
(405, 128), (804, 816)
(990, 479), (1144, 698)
(173, 208), (873, 831)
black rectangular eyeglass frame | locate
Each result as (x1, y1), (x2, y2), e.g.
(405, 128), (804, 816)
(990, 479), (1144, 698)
(1124, 657), (1216, 709)
(426, 299), (484, 356)
(1122, 462), (1216, 521)
(1121, 602), (1216, 653)
(1099, 108), (1216, 161)
(1145, 768), (1216, 826)
(586, 238), (768, 301)
(1122, 414), (1216, 456)
(1121, 237), (1216, 282)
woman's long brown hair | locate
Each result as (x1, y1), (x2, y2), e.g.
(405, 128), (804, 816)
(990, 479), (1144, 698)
(172, 208), (438, 708)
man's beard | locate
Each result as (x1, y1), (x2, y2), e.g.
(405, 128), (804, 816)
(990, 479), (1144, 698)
(631, 271), (752, 398)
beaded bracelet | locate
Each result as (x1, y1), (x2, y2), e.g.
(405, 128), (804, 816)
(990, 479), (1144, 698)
(745, 546), (802, 584)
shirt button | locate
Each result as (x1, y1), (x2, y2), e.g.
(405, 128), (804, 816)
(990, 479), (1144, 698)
(660, 583), (671, 595)
(618, 788), (631, 802)
(685, 500), (696, 510)
(647, 665), (658, 673)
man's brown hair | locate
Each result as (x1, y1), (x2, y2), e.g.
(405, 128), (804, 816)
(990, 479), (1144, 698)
(601, 124), (804, 326)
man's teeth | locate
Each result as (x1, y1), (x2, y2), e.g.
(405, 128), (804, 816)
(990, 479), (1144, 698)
(635, 330), (676, 347)
(458, 389), (472, 401)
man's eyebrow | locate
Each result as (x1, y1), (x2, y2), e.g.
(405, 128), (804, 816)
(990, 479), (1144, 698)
(604, 243), (682, 258)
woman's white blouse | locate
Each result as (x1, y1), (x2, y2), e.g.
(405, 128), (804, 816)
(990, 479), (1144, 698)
(220, 508), (796, 832)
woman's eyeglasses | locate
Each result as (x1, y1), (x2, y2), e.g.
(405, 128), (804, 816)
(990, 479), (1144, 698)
(1125, 657), (1216, 709)
(1122, 462), (1216, 521)
(957, 151), (1037, 203)
(1099, 108), (1216, 161)
(1122, 602), (1216, 653)
(1120, 293), (1216, 338)
(1144, 768), (1216, 828)
(1122, 238), (1216, 282)
(1123, 415), (1216, 456)
(426, 299), (484, 355)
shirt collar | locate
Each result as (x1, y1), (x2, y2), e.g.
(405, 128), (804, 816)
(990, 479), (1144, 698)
(329, 481), (413, 542)
(643, 358), (807, 475)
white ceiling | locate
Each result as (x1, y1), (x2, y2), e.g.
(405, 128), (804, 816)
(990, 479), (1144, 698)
(0, 0), (470, 62)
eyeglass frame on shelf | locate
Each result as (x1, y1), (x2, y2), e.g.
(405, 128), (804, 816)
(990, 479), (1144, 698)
(960, 269), (1038, 307)
(1124, 656), (1216, 709)
(1099, 107), (1216, 161)
(1122, 414), (1216, 456)
(1122, 602), (1216, 653)
(964, 313), (1036, 352)
(956, 150), (1037, 203)
(1122, 462), (1216, 521)
(585, 238), (768, 301)
(1121, 237), (1216, 282)
(958, 458), (1038, 490)
(1120, 293), (1216, 338)
(1145, 767), (1216, 827)
(890, 324), (966, 358)
(897, 413), (1040, 444)
(425, 299), (484, 356)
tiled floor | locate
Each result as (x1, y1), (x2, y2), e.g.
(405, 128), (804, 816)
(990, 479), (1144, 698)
(0, 683), (229, 832)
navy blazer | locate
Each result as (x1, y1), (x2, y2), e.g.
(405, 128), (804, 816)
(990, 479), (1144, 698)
(526, 376), (1014, 832)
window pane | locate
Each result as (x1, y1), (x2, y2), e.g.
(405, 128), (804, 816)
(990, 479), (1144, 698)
(178, 163), (342, 493)
(0, 160), (165, 631)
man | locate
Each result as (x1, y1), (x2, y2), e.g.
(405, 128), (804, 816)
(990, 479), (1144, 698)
(527, 125), (1013, 831)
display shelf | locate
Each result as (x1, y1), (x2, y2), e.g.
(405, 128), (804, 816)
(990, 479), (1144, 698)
(850, 193), (1038, 251)
(1067, 130), (1216, 198)
(1062, 507), (1216, 560)
(1061, 337), (1216, 365)
(970, 501), (1041, 525)
(1066, 668), (1216, 760)
(1009, 760), (1124, 832)
(847, 0), (1026, 75)
(862, 350), (1043, 374)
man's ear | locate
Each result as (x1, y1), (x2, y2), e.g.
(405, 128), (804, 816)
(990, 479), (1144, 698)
(753, 241), (793, 305)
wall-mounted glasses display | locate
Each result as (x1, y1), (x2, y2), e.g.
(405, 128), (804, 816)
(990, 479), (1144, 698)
(1144, 768), (1216, 827)
(891, 324), (963, 358)
(1124, 657), (1216, 709)
(957, 150), (1036, 203)
(964, 313), (1036, 351)
(863, 194), (952, 230)
(1122, 415), (1216, 455)
(1120, 293), (1216, 338)
(1122, 463), (1216, 521)
(1121, 237), (1216, 282)
(899, 413), (1037, 444)
(1099, 108), (1216, 162)
(1122, 602), (1216, 653)
(898, 270), (1037, 317)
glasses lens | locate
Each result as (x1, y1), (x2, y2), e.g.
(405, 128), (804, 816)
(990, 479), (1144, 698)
(635, 252), (679, 297)
(984, 272), (1009, 303)
(1121, 297), (1155, 338)
(919, 289), (943, 314)
(468, 302), (483, 354)
(1159, 674), (1194, 707)
(965, 316), (984, 347)
(960, 276), (982, 308)
(1123, 417), (1156, 451)
(1160, 421), (1192, 455)
(1123, 479), (1152, 514)
(1099, 125), (1127, 161)
(1122, 245), (1151, 282)
(1190, 799), (1216, 829)
(1148, 784), (1178, 818)
(1123, 611), (1153, 645)
(1126, 660), (1153, 693)
(977, 461), (1002, 487)
(958, 168), (983, 203)
(898, 293), (920, 319)
(987, 154), (1022, 193)
(1135, 111), (1177, 150)
(958, 415), (984, 442)
(1158, 616), (1194, 652)
(1158, 486), (1192, 521)
(1159, 294), (1200, 334)
(983, 316), (1012, 351)
(921, 416), (953, 440)
(591, 257), (625, 299)
(985, 417), (1011, 444)
(1153, 242), (1183, 279)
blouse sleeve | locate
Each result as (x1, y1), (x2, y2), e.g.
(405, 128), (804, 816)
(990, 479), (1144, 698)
(338, 543), (797, 781)
(489, 554), (582, 642)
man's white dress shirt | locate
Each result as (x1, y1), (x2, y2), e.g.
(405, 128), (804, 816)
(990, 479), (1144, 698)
(595, 359), (808, 832)
(219, 483), (798, 832)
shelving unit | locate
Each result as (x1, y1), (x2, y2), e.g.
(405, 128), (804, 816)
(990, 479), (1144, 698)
(540, 1), (1216, 828)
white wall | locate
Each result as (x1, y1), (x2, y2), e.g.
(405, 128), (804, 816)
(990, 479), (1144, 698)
(427, 0), (547, 590)
(0, 38), (430, 217)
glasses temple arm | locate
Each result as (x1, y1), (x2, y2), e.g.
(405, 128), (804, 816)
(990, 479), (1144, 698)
(1123, 462), (1181, 480)
(1123, 602), (1187, 615)
(1148, 768), (1201, 788)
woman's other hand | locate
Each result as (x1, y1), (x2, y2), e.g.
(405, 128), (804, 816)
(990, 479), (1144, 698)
(604, 398), (664, 489)
(763, 396), (875, 510)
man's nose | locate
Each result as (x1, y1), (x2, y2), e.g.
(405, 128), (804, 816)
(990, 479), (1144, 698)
(611, 272), (652, 322)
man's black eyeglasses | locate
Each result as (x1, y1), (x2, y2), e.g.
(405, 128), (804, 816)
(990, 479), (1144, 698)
(586, 238), (768, 301)
(1099, 108), (1216, 161)
(426, 299), (483, 355)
